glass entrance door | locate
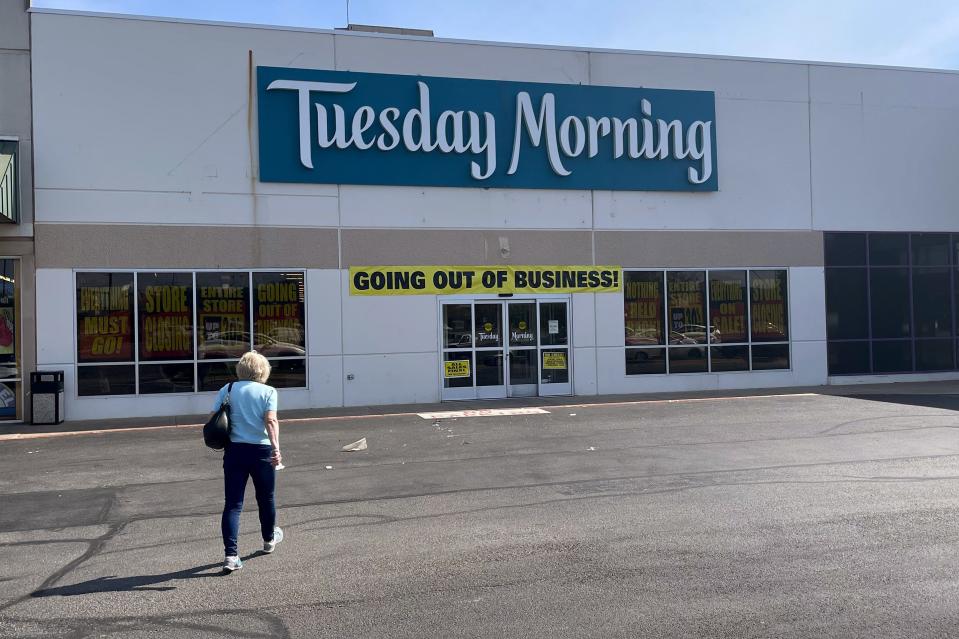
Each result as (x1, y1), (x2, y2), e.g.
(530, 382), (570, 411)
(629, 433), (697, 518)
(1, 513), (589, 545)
(440, 298), (571, 400)
(0, 259), (19, 420)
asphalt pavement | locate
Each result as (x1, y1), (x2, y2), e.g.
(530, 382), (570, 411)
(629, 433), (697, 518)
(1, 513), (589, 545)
(1, 388), (959, 637)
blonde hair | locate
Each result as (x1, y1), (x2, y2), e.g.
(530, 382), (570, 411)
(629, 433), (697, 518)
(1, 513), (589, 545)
(236, 351), (271, 383)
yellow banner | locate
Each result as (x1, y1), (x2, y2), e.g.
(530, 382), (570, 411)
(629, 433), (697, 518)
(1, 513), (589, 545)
(444, 360), (471, 378)
(542, 352), (567, 370)
(350, 265), (622, 296)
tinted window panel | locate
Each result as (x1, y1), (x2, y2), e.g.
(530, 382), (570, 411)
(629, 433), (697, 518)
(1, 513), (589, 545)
(869, 268), (911, 338)
(139, 363), (195, 394)
(872, 340), (913, 373)
(710, 345), (749, 372)
(77, 365), (136, 396)
(540, 349), (569, 383)
(827, 341), (870, 375)
(267, 358), (306, 388)
(913, 268), (952, 337)
(77, 272), (134, 363)
(476, 351), (504, 386)
(138, 272), (194, 361)
(868, 234), (909, 266)
(824, 233), (866, 266)
(624, 271), (665, 346)
(198, 361), (236, 392)
(196, 272), (250, 360)
(443, 304), (472, 348)
(443, 352), (473, 389)
(751, 344), (789, 370)
(668, 345), (707, 373)
(708, 270), (747, 343)
(825, 268), (868, 339)
(474, 304), (502, 348)
(625, 348), (666, 375)
(252, 272), (306, 356)
(915, 339), (954, 371)
(750, 270), (788, 342)
(667, 271), (707, 347)
(539, 302), (568, 347)
(911, 234), (951, 266)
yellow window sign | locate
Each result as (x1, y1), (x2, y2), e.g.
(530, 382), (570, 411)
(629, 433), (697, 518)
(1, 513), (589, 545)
(444, 359), (471, 378)
(350, 265), (622, 296)
(542, 352), (567, 370)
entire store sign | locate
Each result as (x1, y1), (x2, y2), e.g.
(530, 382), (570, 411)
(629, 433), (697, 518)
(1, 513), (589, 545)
(349, 265), (622, 296)
(257, 67), (717, 191)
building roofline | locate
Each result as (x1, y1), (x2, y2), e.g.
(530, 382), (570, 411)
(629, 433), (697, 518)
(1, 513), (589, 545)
(28, 6), (959, 76)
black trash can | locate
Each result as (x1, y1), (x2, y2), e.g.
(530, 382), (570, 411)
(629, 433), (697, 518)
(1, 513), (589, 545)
(31, 371), (64, 425)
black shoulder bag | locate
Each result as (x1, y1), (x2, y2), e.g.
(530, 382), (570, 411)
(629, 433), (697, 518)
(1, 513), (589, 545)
(203, 382), (235, 450)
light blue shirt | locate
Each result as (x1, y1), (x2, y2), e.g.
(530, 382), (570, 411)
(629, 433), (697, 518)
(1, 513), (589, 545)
(213, 380), (278, 446)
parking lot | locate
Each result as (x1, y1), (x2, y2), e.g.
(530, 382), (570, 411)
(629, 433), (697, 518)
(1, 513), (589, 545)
(1, 387), (958, 638)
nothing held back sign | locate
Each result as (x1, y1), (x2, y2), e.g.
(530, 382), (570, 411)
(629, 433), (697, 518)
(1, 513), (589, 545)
(257, 66), (718, 191)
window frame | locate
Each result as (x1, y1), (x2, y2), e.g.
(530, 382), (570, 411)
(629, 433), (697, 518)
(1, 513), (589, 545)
(825, 231), (959, 376)
(624, 267), (791, 375)
(74, 269), (309, 397)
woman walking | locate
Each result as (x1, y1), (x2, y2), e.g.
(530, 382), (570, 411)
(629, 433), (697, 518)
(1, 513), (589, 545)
(215, 351), (284, 571)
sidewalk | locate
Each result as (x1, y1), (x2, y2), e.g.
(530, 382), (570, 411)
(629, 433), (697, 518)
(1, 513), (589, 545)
(1, 380), (957, 440)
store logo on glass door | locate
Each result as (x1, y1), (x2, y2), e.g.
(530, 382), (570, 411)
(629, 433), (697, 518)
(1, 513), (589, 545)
(257, 67), (717, 191)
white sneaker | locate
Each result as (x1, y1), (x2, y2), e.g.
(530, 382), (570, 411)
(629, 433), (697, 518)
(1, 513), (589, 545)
(263, 526), (284, 554)
(224, 555), (243, 571)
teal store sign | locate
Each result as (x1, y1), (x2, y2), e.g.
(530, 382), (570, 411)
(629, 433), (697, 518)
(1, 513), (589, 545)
(257, 66), (718, 191)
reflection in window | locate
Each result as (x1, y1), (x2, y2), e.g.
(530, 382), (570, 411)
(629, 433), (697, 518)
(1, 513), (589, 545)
(77, 271), (307, 396)
(77, 272), (134, 363)
(667, 271), (706, 346)
(197, 272), (250, 360)
(267, 358), (307, 388)
(77, 365), (136, 396)
(709, 271), (747, 344)
(825, 231), (959, 376)
(625, 269), (791, 375)
(138, 272), (194, 362)
(444, 304), (472, 348)
(139, 363), (195, 394)
(624, 271), (664, 347)
(625, 348), (666, 375)
(750, 271), (788, 342)
(539, 303), (568, 346)
(253, 272), (305, 356)
(711, 345), (748, 372)
(474, 304), (502, 348)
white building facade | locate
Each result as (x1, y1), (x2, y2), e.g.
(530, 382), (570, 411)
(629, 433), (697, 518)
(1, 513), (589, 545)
(20, 9), (959, 421)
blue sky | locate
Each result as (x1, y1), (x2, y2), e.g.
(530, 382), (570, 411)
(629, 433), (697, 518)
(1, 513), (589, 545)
(30, 0), (959, 70)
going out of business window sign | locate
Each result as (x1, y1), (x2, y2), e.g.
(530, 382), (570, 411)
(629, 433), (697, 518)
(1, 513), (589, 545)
(257, 67), (717, 191)
(349, 265), (622, 296)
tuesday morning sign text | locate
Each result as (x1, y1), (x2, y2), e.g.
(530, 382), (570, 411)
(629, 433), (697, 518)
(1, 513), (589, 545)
(257, 67), (718, 191)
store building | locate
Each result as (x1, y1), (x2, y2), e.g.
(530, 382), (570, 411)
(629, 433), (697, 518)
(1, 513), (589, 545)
(15, 7), (959, 421)
(0, 0), (36, 422)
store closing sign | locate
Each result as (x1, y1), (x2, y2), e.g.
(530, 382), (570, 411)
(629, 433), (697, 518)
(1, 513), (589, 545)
(349, 266), (622, 296)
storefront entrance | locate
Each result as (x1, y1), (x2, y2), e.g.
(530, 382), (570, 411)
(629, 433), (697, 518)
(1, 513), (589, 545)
(440, 297), (571, 400)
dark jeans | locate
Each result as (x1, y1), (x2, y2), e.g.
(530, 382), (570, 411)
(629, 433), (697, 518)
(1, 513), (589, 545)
(221, 442), (276, 556)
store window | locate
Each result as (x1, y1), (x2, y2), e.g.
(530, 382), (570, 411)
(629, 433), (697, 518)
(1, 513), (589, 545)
(624, 269), (790, 374)
(76, 271), (307, 396)
(0, 141), (18, 224)
(0, 259), (19, 418)
(825, 232), (959, 375)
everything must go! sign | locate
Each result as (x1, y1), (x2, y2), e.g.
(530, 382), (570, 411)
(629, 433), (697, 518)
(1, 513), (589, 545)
(257, 67), (717, 191)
